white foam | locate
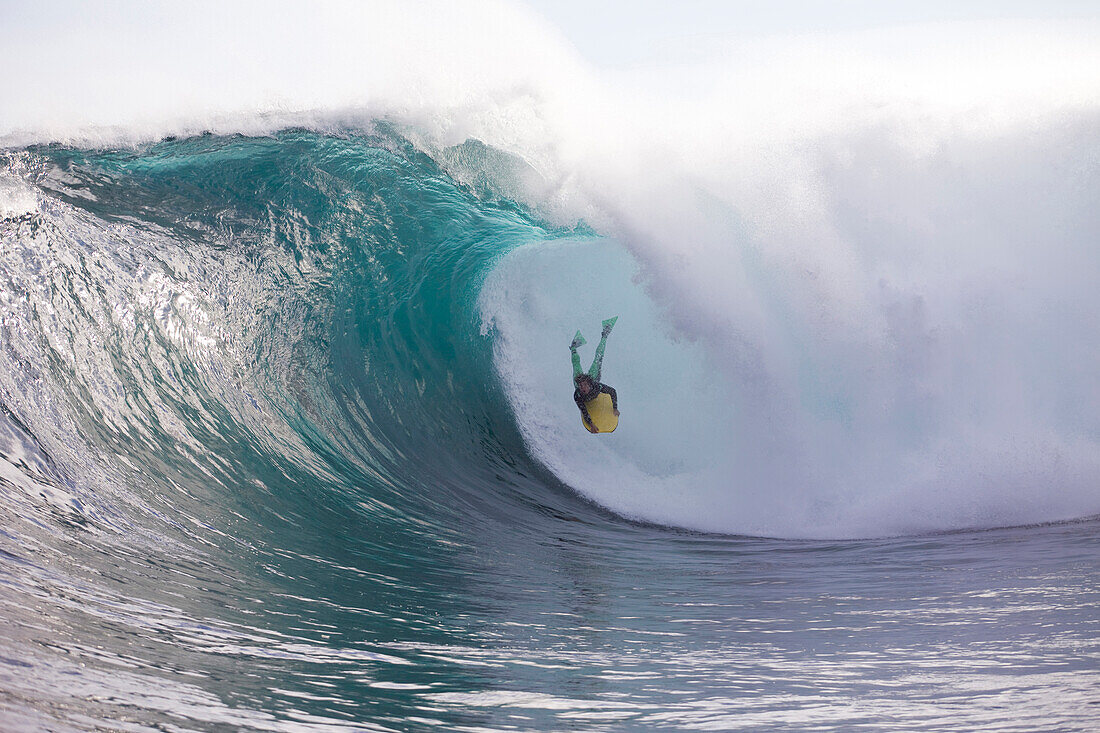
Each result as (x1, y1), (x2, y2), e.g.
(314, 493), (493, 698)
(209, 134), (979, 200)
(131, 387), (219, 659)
(479, 240), (745, 528)
(4, 1), (1100, 537)
(0, 172), (37, 218)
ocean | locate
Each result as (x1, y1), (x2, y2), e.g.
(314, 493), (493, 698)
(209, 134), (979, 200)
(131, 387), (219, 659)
(1, 2), (1099, 731)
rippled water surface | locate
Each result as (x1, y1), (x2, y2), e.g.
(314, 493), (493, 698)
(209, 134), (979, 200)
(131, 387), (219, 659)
(2, 484), (1097, 732)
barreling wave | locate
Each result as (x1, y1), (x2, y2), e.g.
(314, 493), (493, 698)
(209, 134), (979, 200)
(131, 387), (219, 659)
(2, 0), (1099, 544)
(3, 120), (1100, 548)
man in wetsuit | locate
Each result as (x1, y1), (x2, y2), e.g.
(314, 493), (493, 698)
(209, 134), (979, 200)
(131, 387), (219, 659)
(570, 317), (619, 433)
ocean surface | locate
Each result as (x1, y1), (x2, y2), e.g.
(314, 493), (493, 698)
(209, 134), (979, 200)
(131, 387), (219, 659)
(1, 127), (1097, 732)
(2, 2), (1099, 730)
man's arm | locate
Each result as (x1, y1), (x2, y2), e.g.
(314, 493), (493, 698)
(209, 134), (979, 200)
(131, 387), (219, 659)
(601, 384), (618, 411)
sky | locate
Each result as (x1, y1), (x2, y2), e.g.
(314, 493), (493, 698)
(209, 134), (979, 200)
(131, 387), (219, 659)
(522, 0), (1100, 67)
(0, 0), (1097, 145)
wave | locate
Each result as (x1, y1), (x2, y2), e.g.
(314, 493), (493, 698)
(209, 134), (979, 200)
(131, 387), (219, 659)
(1, 122), (1097, 545)
(1, 3), (1099, 541)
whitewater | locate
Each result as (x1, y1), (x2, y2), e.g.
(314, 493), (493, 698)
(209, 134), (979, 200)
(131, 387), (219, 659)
(1, 1), (1099, 730)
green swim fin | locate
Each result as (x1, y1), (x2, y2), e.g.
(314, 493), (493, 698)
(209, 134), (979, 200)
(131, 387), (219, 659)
(570, 330), (587, 349)
(601, 316), (618, 337)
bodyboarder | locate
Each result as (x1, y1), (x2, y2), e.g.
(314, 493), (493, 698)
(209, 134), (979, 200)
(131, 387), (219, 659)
(570, 317), (619, 433)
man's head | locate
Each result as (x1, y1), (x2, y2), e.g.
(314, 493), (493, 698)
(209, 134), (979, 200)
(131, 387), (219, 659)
(575, 374), (595, 392)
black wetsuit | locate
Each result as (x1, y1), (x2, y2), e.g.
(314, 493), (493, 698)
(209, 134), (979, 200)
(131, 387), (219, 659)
(574, 382), (617, 430)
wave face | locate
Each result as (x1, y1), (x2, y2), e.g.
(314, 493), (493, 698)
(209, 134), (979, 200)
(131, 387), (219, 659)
(4, 124), (1100, 547)
(0, 128), (577, 536)
(2, 122), (1099, 733)
(1, 2), (1098, 541)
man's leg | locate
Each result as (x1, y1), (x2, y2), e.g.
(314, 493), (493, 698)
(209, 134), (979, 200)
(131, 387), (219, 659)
(587, 318), (617, 381)
(570, 331), (586, 380)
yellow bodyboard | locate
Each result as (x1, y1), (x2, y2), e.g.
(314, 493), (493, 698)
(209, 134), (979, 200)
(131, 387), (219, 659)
(582, 392), (618, 434)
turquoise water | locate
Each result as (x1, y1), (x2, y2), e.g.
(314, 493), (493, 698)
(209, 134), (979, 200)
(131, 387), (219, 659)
(1, 130), (1098, 731)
